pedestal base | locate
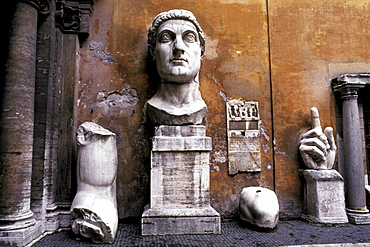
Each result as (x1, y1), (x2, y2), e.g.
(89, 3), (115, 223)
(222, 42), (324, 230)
(0, 221), (43, 247)
(141, 206), (221, 235)
(142, 125), (221, 236)
(301, 169), (348, 225)
(347, 208), (370, 224)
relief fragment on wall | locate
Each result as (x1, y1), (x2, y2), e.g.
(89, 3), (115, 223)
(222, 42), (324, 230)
(226, 100), (261, 175)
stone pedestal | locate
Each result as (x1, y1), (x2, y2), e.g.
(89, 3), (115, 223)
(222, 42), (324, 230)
(301, 170), (348, 225)
(141, 125), (221, 235)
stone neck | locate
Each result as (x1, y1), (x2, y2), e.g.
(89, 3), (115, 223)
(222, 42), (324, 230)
(148, 80), (206, 116)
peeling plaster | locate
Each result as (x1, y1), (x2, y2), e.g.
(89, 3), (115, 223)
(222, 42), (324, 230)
(88, 41), (116, 63)
(262, 143), (270, 153)
(260, 125), (270, 141)
(273, 138), (286, 156)
(212, 150), (227, 163)
(93, 84), (139, 120)
(218, 91), (227, 101)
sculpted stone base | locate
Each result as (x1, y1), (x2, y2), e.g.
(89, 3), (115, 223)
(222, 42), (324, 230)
(346, 208), (370, 225)
(141, 125), (220, 235)
(301, 169), (348, 225)
(142, 206), (221, 235)
(0, 221), (43, 247)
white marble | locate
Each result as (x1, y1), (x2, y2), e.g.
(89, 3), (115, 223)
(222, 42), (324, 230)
(299, 107), (336, 170)
(71, 122), (118, 243)
(146, 9), (207, 125)
(239, 187), (279, 229)
(141, 125), (221, 235)
(301, 169), (348, 224)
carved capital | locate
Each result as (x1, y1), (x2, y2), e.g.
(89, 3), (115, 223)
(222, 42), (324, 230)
(56, 0), (93, 37)
(21, 0), (51, 14)
(332, 73), (369, 100)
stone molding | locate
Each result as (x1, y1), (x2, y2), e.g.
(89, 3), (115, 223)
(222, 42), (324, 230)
(21, 0), (51, 14)
(333, 73), (369, 96)
(55, 0), (93, 37)
(335, 73), (370, 85)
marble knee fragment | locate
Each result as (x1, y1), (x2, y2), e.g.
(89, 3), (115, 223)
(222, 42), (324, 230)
(239, 187), (279, 229)
(71, 122), (118, 243)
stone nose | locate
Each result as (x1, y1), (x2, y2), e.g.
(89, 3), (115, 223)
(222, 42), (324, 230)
(173, 37), (186, 54)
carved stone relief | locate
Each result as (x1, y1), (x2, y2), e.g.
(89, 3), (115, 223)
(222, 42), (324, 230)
(226, 99), (261, 175)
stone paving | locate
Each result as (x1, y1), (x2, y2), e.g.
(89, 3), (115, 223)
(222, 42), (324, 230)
(31, 220), (370, 247)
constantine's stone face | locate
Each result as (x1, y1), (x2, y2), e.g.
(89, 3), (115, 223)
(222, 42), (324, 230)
(146, 10), (207, 126)
(154, 19), (202, 84)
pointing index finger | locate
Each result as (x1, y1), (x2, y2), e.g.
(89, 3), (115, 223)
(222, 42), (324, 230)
(311, 107), (321, 129)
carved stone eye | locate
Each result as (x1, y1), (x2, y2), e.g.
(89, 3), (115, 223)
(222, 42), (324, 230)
(159, 32), (173, 43)
(183, 32), (196, 43)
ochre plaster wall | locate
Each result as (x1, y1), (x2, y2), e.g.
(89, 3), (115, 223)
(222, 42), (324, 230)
(76, 0), (370, 219)
(269, 0), (370, 217)
(77, 0), (273, 219)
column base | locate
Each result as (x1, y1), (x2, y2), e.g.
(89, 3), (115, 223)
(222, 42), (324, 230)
(347, 208), (370, 224)
(141, 206), (221, 236)
(0, 221), (43, 247)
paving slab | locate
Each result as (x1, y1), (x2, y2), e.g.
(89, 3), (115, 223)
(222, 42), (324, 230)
(30, 220), (370, 247)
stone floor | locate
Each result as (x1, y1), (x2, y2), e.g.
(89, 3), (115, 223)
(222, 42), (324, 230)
(31, 219), (370, 247)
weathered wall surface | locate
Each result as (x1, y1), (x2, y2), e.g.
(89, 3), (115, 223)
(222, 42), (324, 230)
(77, 0), (273, 219)
(76, 0), (370, 219)
(269, 0), (370, 217)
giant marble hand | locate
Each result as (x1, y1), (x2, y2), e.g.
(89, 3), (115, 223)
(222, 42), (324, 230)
(299, 107), (336, 169)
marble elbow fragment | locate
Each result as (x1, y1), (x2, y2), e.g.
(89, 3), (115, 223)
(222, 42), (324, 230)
(71, 122), (118, 243)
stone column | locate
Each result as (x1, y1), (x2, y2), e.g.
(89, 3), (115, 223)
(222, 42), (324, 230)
(333, 74), (370, 224)
(0, 1), (49, 246)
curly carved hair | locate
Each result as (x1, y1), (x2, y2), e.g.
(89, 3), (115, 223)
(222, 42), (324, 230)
(148, 9), (206, 56)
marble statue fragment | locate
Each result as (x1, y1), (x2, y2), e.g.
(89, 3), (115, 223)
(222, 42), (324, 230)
(239, 187), (279, 229)
(141, 9), (221, 236)
(71, 122), (118, 243)
(299, 107), (347, 224)
(146, 9), (207, 125)
(299, 107), (336, 169)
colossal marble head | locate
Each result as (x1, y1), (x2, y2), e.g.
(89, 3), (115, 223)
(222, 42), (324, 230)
(148, 9), (206, 58)
(146, 10), (207, 126)
(148, 9), (205, 84)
